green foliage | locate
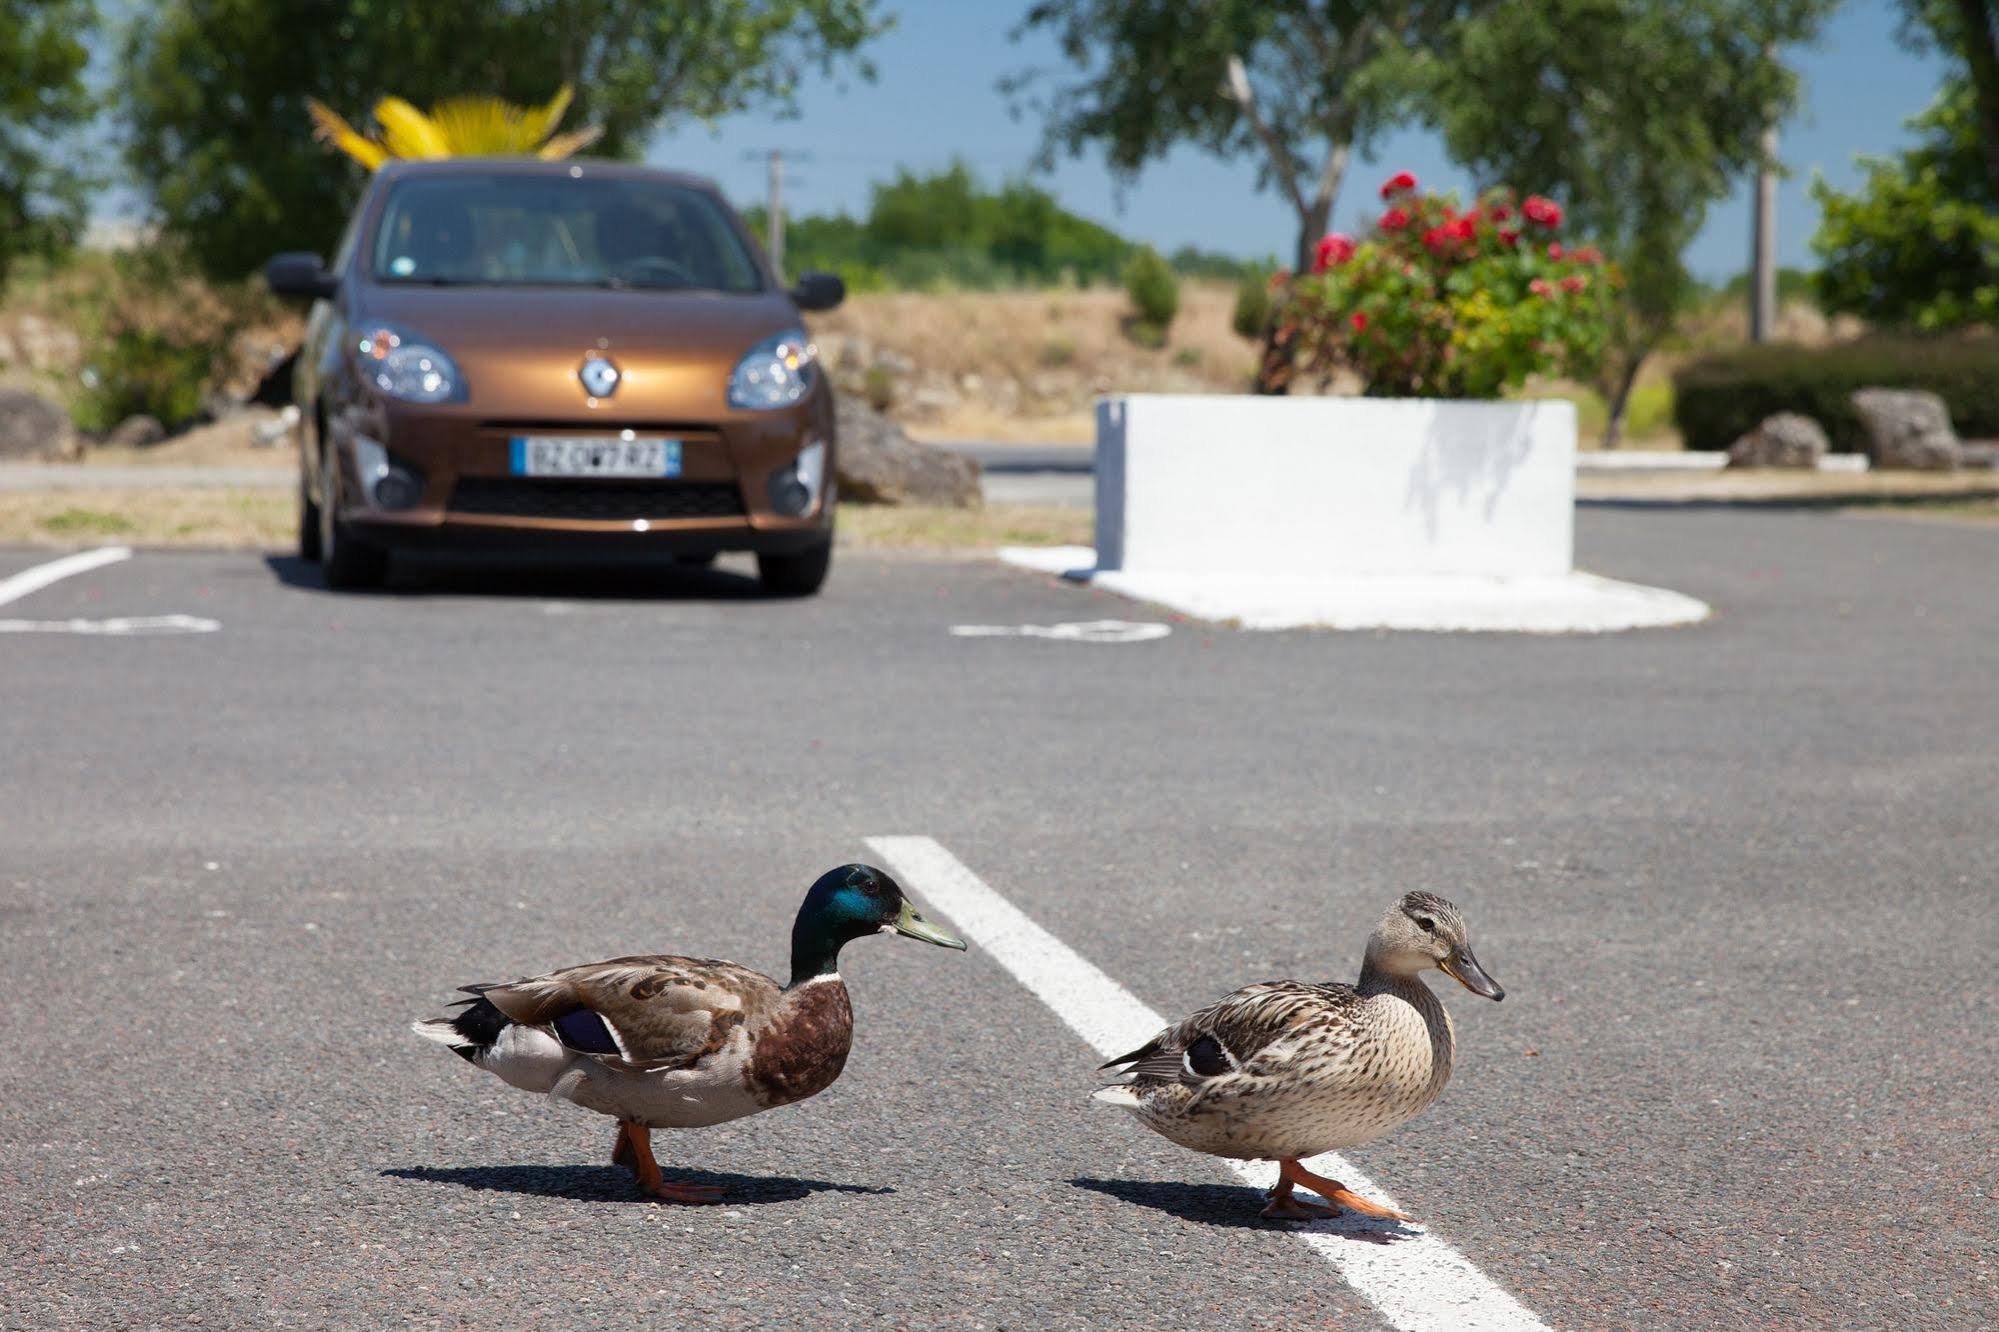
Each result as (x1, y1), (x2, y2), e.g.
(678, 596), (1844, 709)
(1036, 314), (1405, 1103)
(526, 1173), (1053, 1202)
(1123, 245), (1179, 338)
(1124, 319), (1166, 350)
(67, 247), (273, 433)
(1712, 266), (1820, 308)
(862, 363), (895, 411)
(1284, 181), (1618, 399)
(1431, 0), (1838, 435)
(748, 162), (1144, 289)
(119, 0), (889, 280)
(1011, 2), (1482, 267)
(1811, 80), (1999, 331)
(0, 0), (95, 292)
(1039, 336), (1077, 367)
(1673, 337), (1999, 451)
(1167, 245), (1266, 281)
(1232, 270), (1275, 340)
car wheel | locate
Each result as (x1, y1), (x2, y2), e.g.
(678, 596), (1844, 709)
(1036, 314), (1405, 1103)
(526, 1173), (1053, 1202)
(320, 450), (389, 591)
(298, 467), (323, 562)
(757, 538), (832, 597)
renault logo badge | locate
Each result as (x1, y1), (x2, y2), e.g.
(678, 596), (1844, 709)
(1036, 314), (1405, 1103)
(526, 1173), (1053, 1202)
(578, 355), (621, 398)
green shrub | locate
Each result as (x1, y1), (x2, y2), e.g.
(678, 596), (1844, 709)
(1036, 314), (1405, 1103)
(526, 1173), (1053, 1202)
(1039, 336), (1076, 367)
(1173, 346), (1202, 367)
(862, 364), (896, 412)
(1125, 319), (1167, 350)
(1231, 271), (1273, 341)
(1673, 338), (1999, 452)
(1123, 245), (1179, 334)
(75, 329), (212, 433)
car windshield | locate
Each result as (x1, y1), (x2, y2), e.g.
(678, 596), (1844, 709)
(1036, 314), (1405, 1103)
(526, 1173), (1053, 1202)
(369, 175), (764, 293)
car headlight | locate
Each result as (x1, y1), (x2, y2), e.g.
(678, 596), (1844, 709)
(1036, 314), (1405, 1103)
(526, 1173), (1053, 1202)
(728, 329), (817, 410)
(356, 324), (463, 404)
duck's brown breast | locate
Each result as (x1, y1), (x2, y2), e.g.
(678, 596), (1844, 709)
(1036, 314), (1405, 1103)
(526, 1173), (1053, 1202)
(746, 979), (854, 1108)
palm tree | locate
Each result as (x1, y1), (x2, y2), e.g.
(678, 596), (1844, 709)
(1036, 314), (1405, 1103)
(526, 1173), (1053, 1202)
(307, 86), (602, 170)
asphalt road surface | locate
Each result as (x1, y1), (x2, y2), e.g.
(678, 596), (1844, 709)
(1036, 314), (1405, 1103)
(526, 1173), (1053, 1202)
(2, 507), (1994, 1330)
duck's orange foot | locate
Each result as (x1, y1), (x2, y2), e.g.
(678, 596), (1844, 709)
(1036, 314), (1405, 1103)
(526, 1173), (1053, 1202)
(615, 1119), (726, 1205)
(1279, 1158), (1412, 1223)
(1261, 1188), (1340, 1221)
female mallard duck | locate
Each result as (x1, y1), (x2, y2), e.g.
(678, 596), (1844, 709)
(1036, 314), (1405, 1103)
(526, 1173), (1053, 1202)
(412, 863), (965, 1203)
(1094, 891), (1503, 1222)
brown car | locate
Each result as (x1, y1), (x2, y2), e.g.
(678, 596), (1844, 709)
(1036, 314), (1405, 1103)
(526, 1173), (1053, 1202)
(265, 157), (845, 593)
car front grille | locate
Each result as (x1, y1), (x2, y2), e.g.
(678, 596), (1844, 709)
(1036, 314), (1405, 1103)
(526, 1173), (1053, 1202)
(448, 478), (746, 522)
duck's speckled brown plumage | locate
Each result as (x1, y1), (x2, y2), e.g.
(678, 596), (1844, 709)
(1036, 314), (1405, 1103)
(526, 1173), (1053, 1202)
(1097, 891), (1498, 1168)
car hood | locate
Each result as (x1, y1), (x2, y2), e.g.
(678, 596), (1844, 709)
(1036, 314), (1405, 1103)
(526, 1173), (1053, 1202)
(352, 285), (801, 420)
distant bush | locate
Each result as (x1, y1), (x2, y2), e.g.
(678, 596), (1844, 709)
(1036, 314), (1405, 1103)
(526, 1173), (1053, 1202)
(1231, 270), (1274, 341)
(863, 363), (896, 412)
(1039, 336), (1076, 367)
(77, 329), (211, 432)
(1673, 338), (1999, 451)
(1123, 245), (1178, 343)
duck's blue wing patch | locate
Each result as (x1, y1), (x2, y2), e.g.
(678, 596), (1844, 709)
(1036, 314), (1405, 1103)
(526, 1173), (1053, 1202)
(551, 1006), (622, 1056)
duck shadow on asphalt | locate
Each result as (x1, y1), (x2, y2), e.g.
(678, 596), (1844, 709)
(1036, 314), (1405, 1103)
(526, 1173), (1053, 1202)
(1069, 1178), (1413, 1243)
(263, 554), (775, 603)
(381, 1164), (893, 1206)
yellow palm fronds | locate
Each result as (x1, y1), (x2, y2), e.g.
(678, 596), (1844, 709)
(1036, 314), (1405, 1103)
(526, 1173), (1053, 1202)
(306, 85), (602, 170)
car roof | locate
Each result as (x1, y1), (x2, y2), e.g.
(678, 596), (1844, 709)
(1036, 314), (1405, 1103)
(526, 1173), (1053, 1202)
(372, 157), (722, 194)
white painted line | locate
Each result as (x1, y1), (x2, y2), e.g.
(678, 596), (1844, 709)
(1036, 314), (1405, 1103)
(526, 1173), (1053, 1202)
(866, 835), (1548, 1332)
(0, 614), (219, 636)
(949, 619), (1170, 643)
(0, 546), (132, 609)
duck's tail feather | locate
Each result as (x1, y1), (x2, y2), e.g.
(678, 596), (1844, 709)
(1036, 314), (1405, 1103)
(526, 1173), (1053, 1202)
(1091, 1084), (1145, 1109)
(410, 993), (512, 1064)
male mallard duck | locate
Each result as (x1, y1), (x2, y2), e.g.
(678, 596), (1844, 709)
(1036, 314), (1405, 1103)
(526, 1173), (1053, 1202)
(412, 863), (965, 1203)
(1094, 891), (1503, 1221)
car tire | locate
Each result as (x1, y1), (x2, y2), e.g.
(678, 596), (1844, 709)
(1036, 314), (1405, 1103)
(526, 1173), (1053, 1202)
(320, 451), (389, 591)
(298, 469), (323, 562)
(757, 538), (831, 597)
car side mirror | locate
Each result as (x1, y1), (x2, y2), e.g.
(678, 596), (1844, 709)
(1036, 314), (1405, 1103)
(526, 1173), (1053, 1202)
(265, 252), (339, 301)
(788, 270), (845, 312)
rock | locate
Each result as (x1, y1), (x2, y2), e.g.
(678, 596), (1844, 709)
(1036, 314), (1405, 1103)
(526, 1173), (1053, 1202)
(1850, 388), (1961, 471)
(103, 414), (167, 450)
(12, 315), (83, 374)
(0, 388), (77, 461)
(834, 395), (981, 508)
(1727, 412), (1828, 469)
(1959, 441), (1999, 470)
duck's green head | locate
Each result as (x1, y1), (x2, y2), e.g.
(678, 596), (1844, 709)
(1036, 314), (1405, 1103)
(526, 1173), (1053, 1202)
(789, 863), (965, 984)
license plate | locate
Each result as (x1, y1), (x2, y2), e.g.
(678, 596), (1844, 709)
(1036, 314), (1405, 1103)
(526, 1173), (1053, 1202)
(510, 435), (681, 478)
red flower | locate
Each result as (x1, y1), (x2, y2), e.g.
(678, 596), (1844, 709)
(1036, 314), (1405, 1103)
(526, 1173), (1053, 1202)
(1312, 233), (1356, 272)
(1523, 195), (1563, 227)
(1547, 242), (1564, 260)
(1379, 170), (1418, 199)
(1449, 216), (1476, 243)
(1379, 206), (1411, 231)
(1560, 274), (1587, 293)
(1498, 228), (1521, 248)
(1421, 225), (1450, 252)
(1572, 245), (1604, 265)
(1267, 268), (1292, 290)
(1488, 203), (1513, 222)
(1350, 311), (1370, 333)
(1529, 278), (1554, 298)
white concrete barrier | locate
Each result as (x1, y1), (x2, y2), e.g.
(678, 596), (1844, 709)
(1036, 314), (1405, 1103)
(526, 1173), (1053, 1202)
(1094, 395), (1578, 578)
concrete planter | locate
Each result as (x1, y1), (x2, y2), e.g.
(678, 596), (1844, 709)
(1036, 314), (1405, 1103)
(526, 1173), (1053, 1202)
(1093, 394), (1578, 578)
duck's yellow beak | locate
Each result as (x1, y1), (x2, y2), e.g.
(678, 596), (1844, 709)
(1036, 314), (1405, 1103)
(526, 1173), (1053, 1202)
(891, 900), (966, 950)
(1441, 947), (1504, 1001)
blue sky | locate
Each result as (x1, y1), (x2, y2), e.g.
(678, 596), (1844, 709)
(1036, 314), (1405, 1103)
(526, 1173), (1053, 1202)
(649, 0), (1950, 281)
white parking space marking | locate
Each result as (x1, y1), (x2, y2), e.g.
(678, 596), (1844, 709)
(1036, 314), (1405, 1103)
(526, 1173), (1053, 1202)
(0, 614), (219, 636)
(0, 546), (133, 609)
(948, 619), (1170, 643)
(866, 835), (1548, 1332)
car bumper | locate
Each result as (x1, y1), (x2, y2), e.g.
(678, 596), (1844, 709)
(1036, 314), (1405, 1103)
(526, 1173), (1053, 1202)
(328, 395), (835, 552)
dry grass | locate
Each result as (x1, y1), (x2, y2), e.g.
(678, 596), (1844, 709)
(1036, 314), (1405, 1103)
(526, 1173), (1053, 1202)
(0, 489), (1085, 554)
(0, 488), (293, 547)
(1577, 468), (1999, 504)
(80, 412), (295, 468)
(833, 503), (1091, 551)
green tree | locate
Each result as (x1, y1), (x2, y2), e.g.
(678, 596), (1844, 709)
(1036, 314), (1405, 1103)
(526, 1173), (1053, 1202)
(0, 0), (95, 292)
(1897, 0), (1999, 201)
(1009, 1), (1493, 275)
(1430, 0), (1835, 444)
(119, 0), (887, 279)
(1811, 79), (1998, 329)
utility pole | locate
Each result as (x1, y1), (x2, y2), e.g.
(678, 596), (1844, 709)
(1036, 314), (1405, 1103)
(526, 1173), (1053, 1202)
(1750, 45), (1779, 344)
(766, 148), (785, 281)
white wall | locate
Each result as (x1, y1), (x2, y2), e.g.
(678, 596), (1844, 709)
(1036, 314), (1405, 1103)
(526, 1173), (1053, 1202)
(1094, 396), (1576, 578)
